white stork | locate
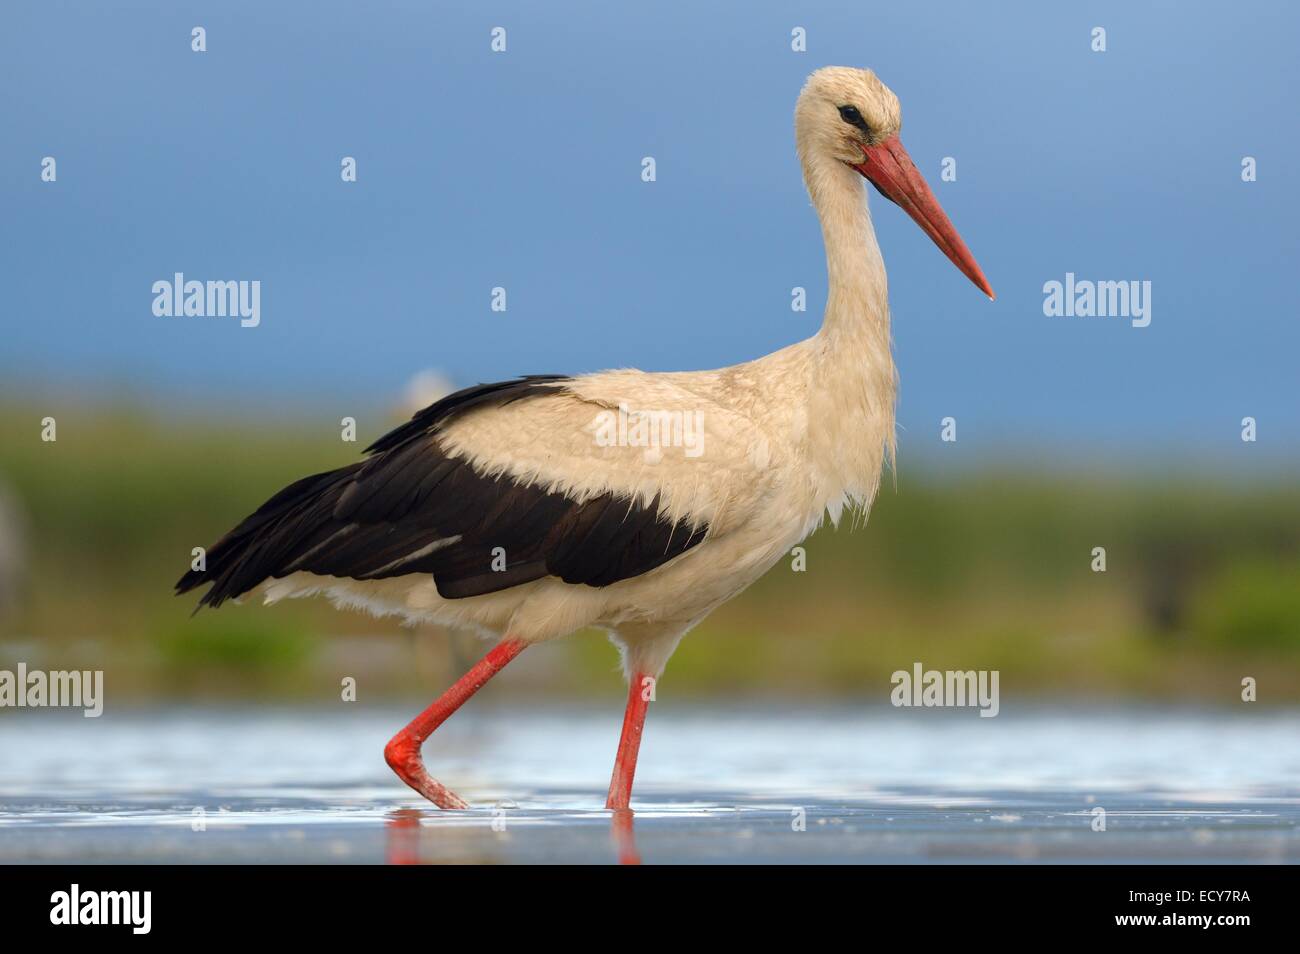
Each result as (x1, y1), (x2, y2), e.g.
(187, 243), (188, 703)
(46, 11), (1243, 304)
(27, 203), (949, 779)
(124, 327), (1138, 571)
(177, 66), (993, 811)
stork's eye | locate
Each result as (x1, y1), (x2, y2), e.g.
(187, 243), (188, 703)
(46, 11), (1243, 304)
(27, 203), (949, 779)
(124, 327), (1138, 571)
(838, 105), (865, 127)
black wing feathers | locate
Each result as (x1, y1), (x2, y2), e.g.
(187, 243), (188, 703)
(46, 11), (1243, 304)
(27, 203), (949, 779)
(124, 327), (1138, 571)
(175, 376), (707, 608)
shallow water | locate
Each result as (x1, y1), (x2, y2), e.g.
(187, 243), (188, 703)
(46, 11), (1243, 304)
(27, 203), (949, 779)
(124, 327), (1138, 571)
(0, 705), (1296, 863)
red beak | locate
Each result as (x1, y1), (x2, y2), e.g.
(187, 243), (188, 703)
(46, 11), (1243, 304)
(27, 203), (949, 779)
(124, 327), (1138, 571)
(853, 137), (995, 300)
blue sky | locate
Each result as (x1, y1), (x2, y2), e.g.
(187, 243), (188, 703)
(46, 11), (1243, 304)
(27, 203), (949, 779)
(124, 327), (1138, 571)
(2, 1), (1297, 464)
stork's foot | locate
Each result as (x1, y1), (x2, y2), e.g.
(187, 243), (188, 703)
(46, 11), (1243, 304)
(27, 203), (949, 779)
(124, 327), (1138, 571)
(384, 731), (470, 809)
(383, 638), (527, 810)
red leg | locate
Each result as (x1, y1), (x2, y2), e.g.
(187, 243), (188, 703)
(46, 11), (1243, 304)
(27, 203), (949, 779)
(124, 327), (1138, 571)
(606, 672), (652, 810)
(384, 638), (525, 809)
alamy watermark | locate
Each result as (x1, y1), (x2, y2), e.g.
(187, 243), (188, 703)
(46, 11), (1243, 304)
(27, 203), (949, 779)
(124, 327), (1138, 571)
(1043, 272), (1150, 328)
(592, 403), (704, 462)
(890, 662), (999, 717)
(152, 273), (260, 327)
(0, 664), (103, 717)
(50, 884), (150, 934)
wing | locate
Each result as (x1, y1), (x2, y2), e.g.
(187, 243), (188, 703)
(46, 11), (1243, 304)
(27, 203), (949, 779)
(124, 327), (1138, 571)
(176, 374), (766, 608)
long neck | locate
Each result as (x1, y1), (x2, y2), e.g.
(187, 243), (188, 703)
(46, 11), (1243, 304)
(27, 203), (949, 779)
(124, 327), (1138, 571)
(799, 150), (898, 505)
(804, 154), (890, 344)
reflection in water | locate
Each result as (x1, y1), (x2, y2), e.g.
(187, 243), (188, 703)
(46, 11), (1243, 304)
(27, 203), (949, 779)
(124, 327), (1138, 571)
(385, 806), (643, 865)
(610, 809), (640, 865)
(386, 808), (424, 865)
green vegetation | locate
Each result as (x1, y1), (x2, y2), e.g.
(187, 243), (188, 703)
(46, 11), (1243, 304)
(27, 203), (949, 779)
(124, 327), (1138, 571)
(2, 400), (1297, 703)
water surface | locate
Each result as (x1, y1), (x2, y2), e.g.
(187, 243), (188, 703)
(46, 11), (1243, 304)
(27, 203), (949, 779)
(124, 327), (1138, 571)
(1, 706), (1296, 864)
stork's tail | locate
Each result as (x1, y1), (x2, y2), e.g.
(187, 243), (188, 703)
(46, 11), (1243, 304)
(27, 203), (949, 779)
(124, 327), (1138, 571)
(174, 464), (361, 610)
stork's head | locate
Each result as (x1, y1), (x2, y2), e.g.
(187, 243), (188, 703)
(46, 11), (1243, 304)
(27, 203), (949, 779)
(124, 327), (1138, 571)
(796, 66), (994, 299)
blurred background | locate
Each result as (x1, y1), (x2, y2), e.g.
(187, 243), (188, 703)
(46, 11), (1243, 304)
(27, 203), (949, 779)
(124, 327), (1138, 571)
(1, 0), (1298, 709)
